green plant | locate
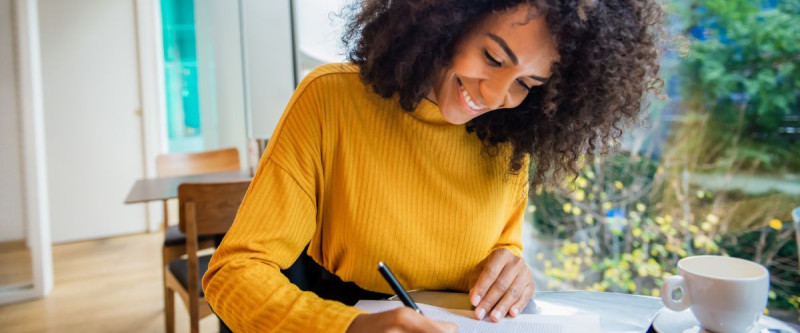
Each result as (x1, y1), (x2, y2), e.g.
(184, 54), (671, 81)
(678, 0), (800, 173)
(529, 149), (799, 318)
(529, 152), (722, 297)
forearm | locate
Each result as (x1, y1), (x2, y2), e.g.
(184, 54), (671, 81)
(204, 255), (364, 333)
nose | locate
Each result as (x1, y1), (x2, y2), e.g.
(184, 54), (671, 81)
(479, 72), (516, 110)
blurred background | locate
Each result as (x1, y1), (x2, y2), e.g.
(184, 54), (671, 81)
(526, 0), (800, 326)
(0, 0), (797, 331)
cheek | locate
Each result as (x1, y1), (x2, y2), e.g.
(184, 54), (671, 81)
(450, 50), (486, 77)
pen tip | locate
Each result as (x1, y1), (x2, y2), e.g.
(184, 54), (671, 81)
(378, 261), (385, 268)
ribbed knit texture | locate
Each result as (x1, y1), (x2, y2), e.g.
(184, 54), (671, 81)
(203, 63), (529, 333)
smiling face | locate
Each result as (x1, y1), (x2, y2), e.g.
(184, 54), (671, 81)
(428, 4), (560, 125)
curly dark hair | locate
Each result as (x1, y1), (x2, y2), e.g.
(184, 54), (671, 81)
(341, 0), (664, 186)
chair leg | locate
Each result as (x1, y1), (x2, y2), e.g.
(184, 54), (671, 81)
(164, 286), (175, 333)
(163, 249), (175, 333)
(162, 199), (169, 231)
(190, 304), (199, 333)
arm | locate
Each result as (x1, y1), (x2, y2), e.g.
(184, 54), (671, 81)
(202, 71), (363, 333)
(469, 170), (533, 322)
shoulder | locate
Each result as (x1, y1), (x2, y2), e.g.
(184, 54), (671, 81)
(297, 62), (363, 92)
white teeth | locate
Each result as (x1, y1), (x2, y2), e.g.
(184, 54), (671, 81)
(459, 83), (483, 111)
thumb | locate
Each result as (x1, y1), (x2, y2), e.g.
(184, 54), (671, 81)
(435, 321), (458, 333)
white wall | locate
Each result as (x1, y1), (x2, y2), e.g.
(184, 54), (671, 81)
(0, 0), (27, 243)
(240, 0), (295, 139)
(294, 0), (348, 78)
(39, 0), (147, 243)
(194, 0), (247, 162)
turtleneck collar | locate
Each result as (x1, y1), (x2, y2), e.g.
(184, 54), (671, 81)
(409, 98), (454, 126)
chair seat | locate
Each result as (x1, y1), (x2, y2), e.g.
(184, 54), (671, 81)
(168, 254), (212, 297)
(164, 225), (216, 247)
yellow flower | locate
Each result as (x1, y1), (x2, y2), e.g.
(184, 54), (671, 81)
(689, 225), (699, 234)
(768, 219), (783, 230)
(636, 203), (646, 212)
(706, 214), (719, 224)
(651, 289), (660, 297)
(562, 202), (573, 213)
(574, 189), (585, 202)
(536, 252), (544, 260)
(584, 215), (594, 225)
(602, 202), (613, 210)
(696, 190), (705, 199)
(527, 205), (537, 213)
(701, 222), (712, 232)
(576, 177), (588, 188)
(563, 242), (579, 255)
(572, 207), (582, 216)
(614, 181), (624, 190)
(632, 227), (642, 238)
(585, 170), (595, 180)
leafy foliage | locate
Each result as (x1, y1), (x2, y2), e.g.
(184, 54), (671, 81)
(678, 0), (800, 172)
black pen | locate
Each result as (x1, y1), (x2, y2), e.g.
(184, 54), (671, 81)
(377, 261), (424, 315)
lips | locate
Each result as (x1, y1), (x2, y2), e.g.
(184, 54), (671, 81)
(457, 78), (486, 113)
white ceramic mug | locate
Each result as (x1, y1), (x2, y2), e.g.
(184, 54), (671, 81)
(660, 255), (770, 333)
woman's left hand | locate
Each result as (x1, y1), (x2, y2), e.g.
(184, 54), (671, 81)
(469, 248), (534, 322)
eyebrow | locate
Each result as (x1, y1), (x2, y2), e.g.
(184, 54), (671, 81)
(487, 33), (549, 83)
(488, 33), (518, 65)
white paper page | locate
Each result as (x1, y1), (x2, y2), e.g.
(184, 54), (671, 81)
(355, 300), (600, 333)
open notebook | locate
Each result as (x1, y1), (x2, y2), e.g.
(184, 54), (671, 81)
(355, 300), (600, 333)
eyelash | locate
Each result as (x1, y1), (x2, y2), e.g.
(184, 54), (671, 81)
(483, 49), (532, 91)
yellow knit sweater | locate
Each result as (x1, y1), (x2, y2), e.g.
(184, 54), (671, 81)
(203, 63), (529, 332)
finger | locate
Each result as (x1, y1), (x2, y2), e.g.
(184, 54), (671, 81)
(432, 321), (458, 333)
(395, 308), (457, 333)
(469, 250), (508, 307)
(474, 260), (519, 320)
(488, 273), (528, 322)
(509, 283), (535, 318)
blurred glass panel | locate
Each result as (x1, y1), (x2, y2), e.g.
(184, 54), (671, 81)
(161, 0), (203, 152)
(524, 0), (799, 327)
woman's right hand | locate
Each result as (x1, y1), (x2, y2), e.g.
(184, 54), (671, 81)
(347, 308), (458, 333)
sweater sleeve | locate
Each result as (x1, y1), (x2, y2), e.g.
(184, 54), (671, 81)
(491, 161), (531, 258)
(202, 69), (364, 333)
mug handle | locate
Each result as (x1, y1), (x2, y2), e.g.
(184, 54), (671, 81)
(661, 275), (692, 311)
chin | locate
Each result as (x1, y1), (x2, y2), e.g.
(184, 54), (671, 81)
(440, 107), (473, 125)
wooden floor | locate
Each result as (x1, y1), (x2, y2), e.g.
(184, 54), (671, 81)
(0, 240), (33, 287)
(0, 232), (219, 333)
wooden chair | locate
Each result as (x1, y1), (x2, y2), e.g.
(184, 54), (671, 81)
(165, 181), (250, 333)
(156, 147), (240, 332)
(156, 147), (241, 230)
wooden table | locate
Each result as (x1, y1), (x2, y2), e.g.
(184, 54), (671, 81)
(124, 170), (252, 204)
(395, 291), (798, 333)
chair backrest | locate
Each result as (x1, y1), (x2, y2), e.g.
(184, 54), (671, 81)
(156, 147), (241, 177)
(177, 181), (250, 236)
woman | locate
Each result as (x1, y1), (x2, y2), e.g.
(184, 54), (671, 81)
(203, 0), (663, 332)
